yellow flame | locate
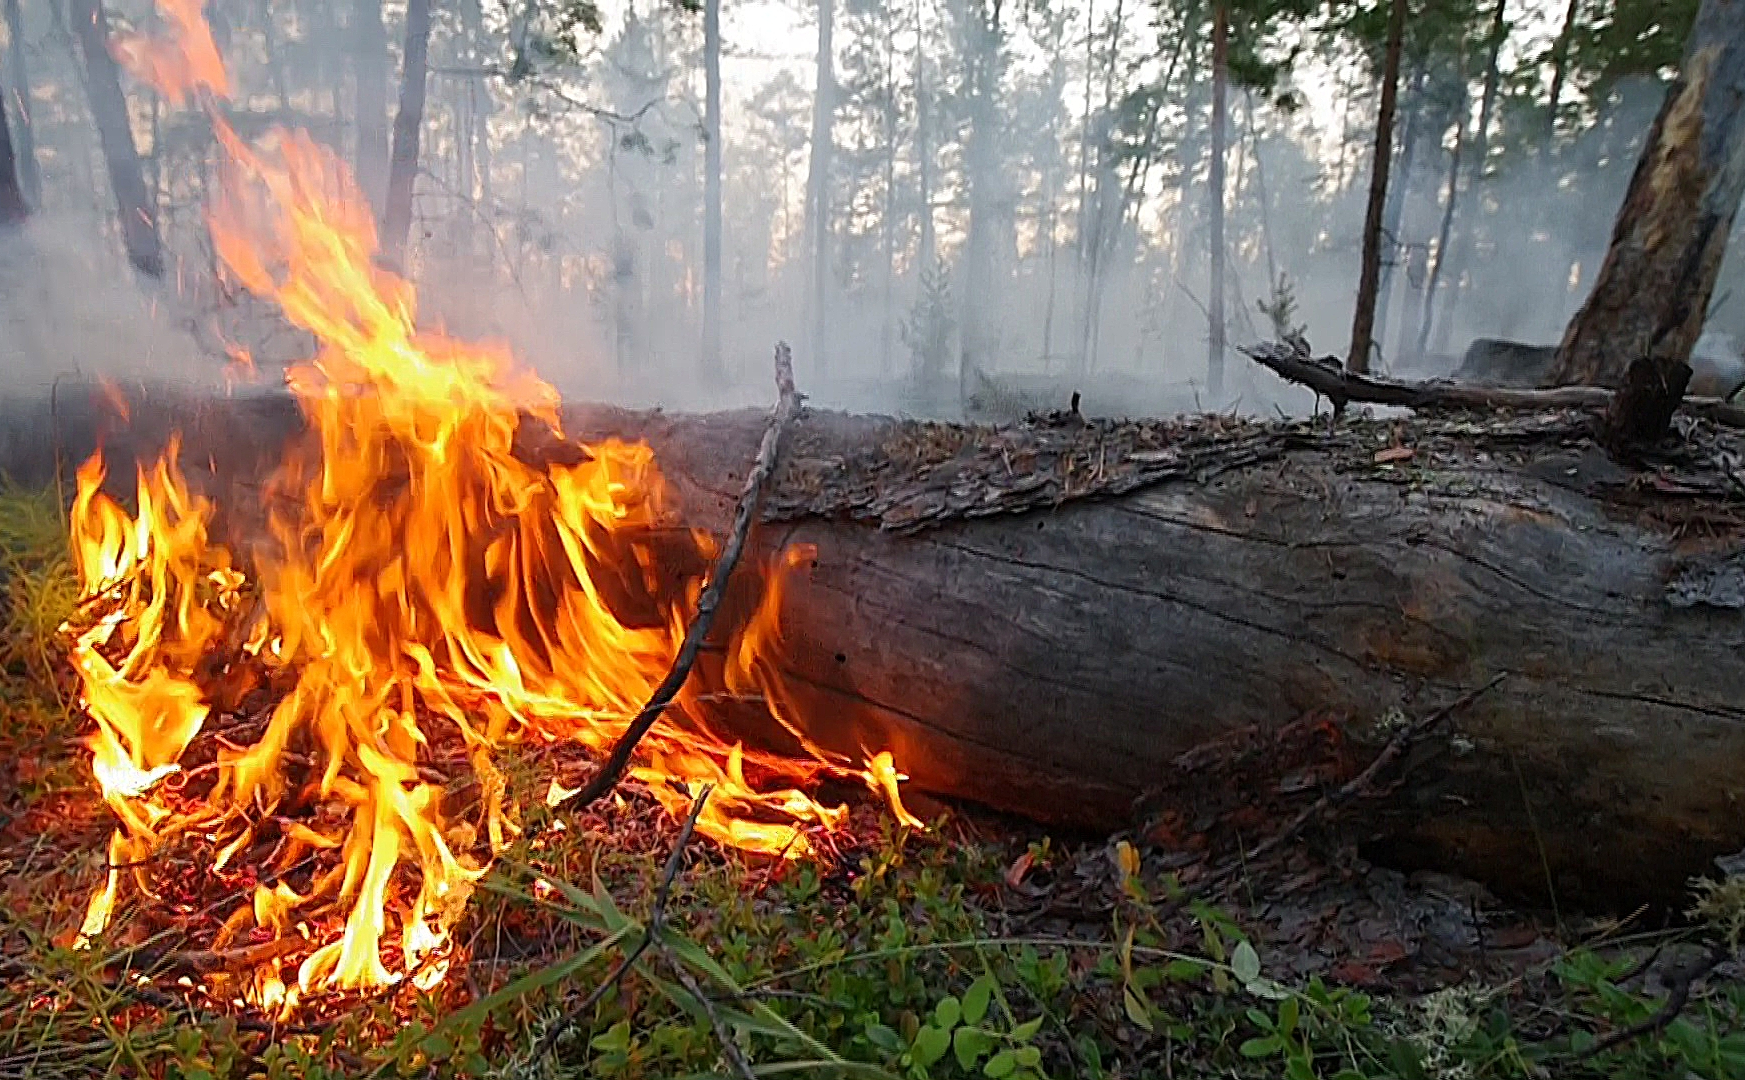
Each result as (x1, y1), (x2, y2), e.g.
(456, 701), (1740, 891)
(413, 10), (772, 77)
(67, 0), (917, 1002)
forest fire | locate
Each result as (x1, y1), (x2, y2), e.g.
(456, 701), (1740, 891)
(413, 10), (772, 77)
(63, 0), (912, 1009)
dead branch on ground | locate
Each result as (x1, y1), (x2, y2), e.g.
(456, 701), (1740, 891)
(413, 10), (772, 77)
(527, 785), (713, 1067)
(666, 960), (759, 1080)
(1242, 340), (1745, 429)
(1573, 942), (1734, 1062)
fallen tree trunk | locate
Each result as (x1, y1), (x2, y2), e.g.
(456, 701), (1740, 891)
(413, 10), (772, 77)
(7, 381), (1745, 911)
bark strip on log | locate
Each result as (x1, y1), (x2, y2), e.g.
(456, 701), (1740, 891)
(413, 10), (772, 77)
(8, 381), (1745, 912)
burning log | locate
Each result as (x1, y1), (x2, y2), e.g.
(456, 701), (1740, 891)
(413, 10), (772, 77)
(14, 379), (1745, 914)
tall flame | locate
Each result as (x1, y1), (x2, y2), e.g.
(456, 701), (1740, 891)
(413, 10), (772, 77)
(69, 2), (915, 1001)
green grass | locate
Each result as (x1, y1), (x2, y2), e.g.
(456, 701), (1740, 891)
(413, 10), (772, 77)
(0, 485), (1739, 1080)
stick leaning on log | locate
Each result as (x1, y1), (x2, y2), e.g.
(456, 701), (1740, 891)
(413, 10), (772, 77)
(1241, 339), (1745, 429)
(549, 342), (803, 815)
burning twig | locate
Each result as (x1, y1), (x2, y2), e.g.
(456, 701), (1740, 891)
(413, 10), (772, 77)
(550, 343), (802, 816)
(527, 784), (713, 1067)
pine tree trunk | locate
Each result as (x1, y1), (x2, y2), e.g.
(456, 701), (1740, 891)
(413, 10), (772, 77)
(1040, 56), (1066, 361)
(912, 0), (941, 392)
(352, 0), (390, 217)
(1545, 0), (1580, 146)
(914, 0), (934, 278)
(805, 0), (835, 378)
(959, 0), (1003, 402)
(703, 0), (724, 380)
(0, 57), (24, 224)
(1549, 0), (1745, 403)
(1433, 0), (1507, 353)
(1417, 70), (1468, 356)
(379, 0), (431, 269)
(1347, 0), (1407, 374)
(1208, 3), (1229, 397)
(1248, 93), (1279, 298)
(4, 0), (39, 207)
(879, 31), (898, 376)
(1374, 72), (1422, 358)
(1076, 0), (1125, 377)
(456, 0), (487, 259)
(67, 0), (161, 276)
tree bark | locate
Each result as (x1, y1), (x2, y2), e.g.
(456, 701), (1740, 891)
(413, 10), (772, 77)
(352, 0), (391, 218)
(15, 381), (1745, 912)
(379, 0), (432, 269)
(67, 0), (162, 276)
(805, 0), (835, 378)
(879, 29), (898, 376)
(1549, 0), (1745, 391)
(958, 0), (1004, 401)
(703, 0), (724, 381)
(1208, 4), (1229, 397)
(913, 0), (934, 279)
(1347, 0), (1407, 374)
(1374, 71), (1422, 358)
(3, 0), (39, 208)
(1433, 0), (1507, 354)
(1416, 64), (1468, 356)
(1544, 0), (1580, 146)
(1075, 0), (1128, 377)
(0, 51), (23, 223)
(455, 0), (488, 259)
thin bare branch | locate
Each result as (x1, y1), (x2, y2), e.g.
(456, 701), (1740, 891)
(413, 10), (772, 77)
(527, 786), (713, 1067)
(551, 344), (801, 815)
(1243, 340), (1745, 429)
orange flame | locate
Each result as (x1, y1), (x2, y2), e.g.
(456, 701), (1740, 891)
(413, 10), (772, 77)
(110, 0), (229, 106)
(69, 0), (914, 1002)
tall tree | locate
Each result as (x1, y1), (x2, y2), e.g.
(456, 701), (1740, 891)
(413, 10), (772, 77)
(1075, 0), (1132, 375)
(1370, 69), (1421, 353)
(702, 0), (723, 379)
(1415, 52), (1467, 355)
(914, 0), (935, 277)
(1208, 2), (1229, 395)
(1543, 0), (1581, 145)
(4, 0), (39, 207)
(1431, 0), (1505, 352)
(805, 0), (836, 376)
(878, 17), (899, 374)
(381, 0), (432, 267)
(912, 0), (944, 390)
(0, 53), (24, 224)
(68, 0), (161, 275)
(353, 0), (391, 215)
(956, 0), (1006, 397)
(1549, 0), (1745, 392)
(1346, 0), (1407, 374)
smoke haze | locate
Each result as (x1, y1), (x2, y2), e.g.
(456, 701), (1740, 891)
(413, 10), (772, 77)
(2, 0), (1742, 422)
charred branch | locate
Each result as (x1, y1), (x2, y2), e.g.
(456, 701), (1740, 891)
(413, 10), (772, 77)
(551, 344), (802, 815)
(1242, 339), (1745, 430)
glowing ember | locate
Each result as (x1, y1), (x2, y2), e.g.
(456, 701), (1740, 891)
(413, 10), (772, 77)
(66, 0), (915, 1005)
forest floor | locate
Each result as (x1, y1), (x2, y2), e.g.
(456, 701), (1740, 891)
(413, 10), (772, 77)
(0, 484), (1741, 1080)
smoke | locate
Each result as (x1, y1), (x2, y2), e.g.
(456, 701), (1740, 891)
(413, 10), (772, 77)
(0, 214), (216, 393)
(3, 1), (1742, 423)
